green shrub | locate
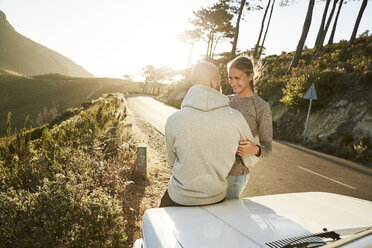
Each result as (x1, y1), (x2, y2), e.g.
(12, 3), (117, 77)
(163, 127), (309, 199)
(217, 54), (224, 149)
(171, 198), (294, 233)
(281, 70), (347, 109)
(340, 132), (353, 146)
(81, 100), (93, 109)
(0, 173), (126, 248)
(49, 108), (81, 128)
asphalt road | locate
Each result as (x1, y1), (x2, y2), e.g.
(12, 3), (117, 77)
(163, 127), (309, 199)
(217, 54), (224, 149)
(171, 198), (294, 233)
(125, 95), (372, 201)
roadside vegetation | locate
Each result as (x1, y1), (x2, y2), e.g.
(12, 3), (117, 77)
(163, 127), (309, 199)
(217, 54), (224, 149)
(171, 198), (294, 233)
(0, 94), (139, 247)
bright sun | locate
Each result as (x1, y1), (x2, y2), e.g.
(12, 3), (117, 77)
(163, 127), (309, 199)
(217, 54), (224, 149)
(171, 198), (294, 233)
(90, 1), (210, 79)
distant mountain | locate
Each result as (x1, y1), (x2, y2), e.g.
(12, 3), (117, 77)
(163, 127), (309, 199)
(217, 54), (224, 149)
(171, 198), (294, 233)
(0, 10), (93, 77)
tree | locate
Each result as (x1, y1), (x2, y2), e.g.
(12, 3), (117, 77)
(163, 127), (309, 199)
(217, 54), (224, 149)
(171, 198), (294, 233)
(178, 29), (201, 78)
(349, 0), (368, 45)
(314, 0), (331, 49)
(229, 0), (246, 60)
(316, 0), (339, 52)
(141, 65), (174, 95)
(227, 0), (264, 60)
(289, 0), (315, 71)
(155, 66), (173, 95)
(122, 74), (133, 81)
(253, 0), (293, 59)
(190, 1), (234, 61)
(254, 0), (271, 58)
(257, 0), (276, 58)
(328, 0), (344, 44)
(141, 65), (156, 94)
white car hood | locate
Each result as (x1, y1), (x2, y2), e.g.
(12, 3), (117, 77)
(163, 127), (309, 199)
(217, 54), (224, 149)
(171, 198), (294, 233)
(141, 192), (372, 248)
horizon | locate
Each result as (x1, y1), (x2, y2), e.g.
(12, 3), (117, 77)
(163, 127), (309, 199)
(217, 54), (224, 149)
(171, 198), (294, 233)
(0, 0), (371, 79)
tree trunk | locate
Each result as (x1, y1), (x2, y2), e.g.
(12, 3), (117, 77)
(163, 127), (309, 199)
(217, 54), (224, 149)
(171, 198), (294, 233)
(349, 0), (368, 45)
(209, 32), (215, 61)
(328, 0), (343, 45)
(230, 0), (246, 61)
(254, 0), (271, 58)
(212, 36), (222, 60)
(206, 35), (211, 61)
(317, 0), (338, 52)
(144, 81), (149, 94)
(258, 0), (275, 58)
(157, 82), (163, 95)
(314, 0), (331, 49)
(289, 0), (315, 71)
(185, 42), (194, 78)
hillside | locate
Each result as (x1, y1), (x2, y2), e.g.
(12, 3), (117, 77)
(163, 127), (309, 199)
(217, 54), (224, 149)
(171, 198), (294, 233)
(0, 10), (93, 77)
(160, 34), (372, 166)
(0, 73), (141, 136)
(259, 34), (371, 166)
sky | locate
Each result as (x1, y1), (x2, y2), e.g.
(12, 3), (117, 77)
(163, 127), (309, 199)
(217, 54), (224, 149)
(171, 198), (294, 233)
(0, 0), (371, 79)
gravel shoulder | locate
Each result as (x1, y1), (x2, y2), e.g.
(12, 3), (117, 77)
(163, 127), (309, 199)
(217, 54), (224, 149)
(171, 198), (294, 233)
(123, 104), (172, 247)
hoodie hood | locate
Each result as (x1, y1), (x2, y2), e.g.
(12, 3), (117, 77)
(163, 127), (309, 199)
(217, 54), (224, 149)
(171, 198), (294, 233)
(181, 84), (229, 111)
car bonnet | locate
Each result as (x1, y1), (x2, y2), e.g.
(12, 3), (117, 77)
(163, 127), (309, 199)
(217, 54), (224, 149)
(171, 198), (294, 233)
(142, 192), (372, 248)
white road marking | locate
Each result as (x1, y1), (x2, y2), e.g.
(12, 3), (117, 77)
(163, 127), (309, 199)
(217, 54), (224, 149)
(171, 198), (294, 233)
(298, 166), (356, 190)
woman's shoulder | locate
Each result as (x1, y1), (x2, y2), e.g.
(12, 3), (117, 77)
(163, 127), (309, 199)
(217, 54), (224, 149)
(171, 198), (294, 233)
(254, 95), (270, 107)
(253, 96), (271, 117)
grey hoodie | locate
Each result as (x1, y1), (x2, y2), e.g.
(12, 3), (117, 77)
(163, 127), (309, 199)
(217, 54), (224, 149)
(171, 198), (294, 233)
(165, 84), (258, 206)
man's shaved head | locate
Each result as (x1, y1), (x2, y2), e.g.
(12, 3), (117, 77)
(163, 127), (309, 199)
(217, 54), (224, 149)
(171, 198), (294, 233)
(191, 62), (221, 90)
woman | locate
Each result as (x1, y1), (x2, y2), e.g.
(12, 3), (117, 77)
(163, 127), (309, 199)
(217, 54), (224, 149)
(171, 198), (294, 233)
(226, 55), (273, 199)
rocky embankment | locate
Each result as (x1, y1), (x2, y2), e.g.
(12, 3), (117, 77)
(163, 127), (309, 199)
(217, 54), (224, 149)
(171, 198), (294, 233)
(272, 86), (372, 167)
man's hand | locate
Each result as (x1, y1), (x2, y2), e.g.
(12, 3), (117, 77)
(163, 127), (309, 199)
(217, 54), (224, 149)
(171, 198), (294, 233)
(237, 140), (260, 156)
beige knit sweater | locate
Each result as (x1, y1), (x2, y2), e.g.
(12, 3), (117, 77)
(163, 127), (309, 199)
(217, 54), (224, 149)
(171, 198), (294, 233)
(165, 85), (259, 205)
(228, 94), (273, 176)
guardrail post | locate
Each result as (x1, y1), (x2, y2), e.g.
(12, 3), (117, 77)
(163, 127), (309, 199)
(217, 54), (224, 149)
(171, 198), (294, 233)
(137, 143), (147, 178)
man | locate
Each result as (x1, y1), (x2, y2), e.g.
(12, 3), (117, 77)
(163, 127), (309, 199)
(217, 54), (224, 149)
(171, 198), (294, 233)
(160, 61), (258, 207)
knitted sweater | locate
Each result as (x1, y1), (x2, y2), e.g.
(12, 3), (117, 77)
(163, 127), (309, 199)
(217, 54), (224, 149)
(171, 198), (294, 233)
(165, 85), (259, 206)
(228, 94), (273, 176)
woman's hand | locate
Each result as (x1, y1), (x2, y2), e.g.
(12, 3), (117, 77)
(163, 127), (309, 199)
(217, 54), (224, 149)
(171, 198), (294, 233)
(237, 140), (260, 156)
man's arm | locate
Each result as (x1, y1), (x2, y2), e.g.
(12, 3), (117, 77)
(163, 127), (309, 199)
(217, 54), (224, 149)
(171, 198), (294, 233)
(238, 116), (260, 167)
(165, 119), (177, 165)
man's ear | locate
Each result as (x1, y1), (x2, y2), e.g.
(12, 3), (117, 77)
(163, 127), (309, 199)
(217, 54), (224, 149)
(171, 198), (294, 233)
(211, 79), (221, 92)
(210, 80), (215, 88)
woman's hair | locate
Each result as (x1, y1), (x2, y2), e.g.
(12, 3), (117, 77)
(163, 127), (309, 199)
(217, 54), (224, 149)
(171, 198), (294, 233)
(227, 55), (263, 92)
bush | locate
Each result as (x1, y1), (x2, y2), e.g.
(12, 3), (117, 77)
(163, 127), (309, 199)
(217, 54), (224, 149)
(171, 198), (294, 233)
(0, 173), (126, 248)
(354, 136), (371, 164)
(281, 70), (347, 109)
(340, 132), (353, 146)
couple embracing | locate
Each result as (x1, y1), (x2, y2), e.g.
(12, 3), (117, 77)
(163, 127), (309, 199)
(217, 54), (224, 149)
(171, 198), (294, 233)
(160, 56), (273, 207)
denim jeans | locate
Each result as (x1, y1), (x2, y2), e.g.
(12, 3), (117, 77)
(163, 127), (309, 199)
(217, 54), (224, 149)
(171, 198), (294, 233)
(226, 174), (250, 199)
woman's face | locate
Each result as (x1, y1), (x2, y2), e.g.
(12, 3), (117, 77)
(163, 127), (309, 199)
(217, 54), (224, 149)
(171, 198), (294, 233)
(228, 67), (254, 97)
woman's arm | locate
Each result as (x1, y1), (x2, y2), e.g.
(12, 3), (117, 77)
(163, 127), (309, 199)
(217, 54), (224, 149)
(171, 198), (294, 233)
(237, 102), (272, 157)
(257, 103), (273, 157)
(237, 140), (260, 156)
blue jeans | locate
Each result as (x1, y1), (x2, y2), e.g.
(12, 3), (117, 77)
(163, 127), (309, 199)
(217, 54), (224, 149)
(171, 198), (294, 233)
(226, 174), (250, 199)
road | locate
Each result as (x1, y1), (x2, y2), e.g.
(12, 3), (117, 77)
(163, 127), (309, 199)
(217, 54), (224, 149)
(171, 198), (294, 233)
(125, 95), (372, 201)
